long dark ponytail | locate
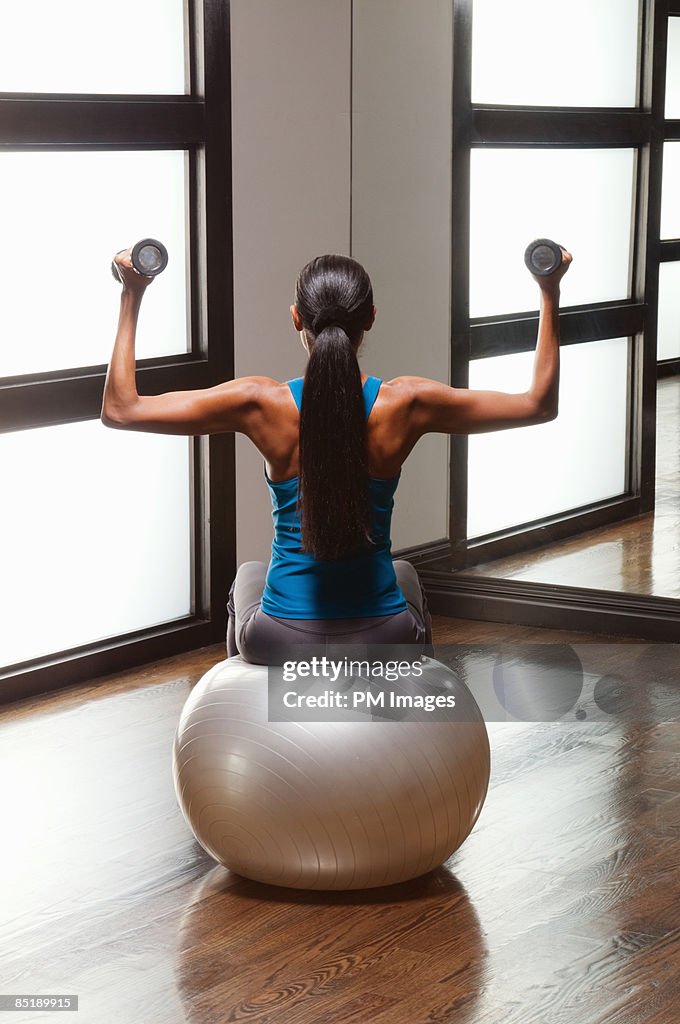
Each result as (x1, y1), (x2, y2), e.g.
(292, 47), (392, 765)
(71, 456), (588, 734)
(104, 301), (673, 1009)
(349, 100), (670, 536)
(294, 254), (374, 561)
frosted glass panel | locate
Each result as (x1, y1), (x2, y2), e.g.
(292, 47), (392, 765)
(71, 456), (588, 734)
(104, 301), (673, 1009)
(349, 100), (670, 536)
(470, 149), (635, 318)
(0, 151), (188, 378)
(0, 0), (186, 94)
(661, 144), (680, 240)
(666, 19), (680, 119)
(472, 0), (640, 107)
(658, 263), (680, 361)
(0, 421), (192, 668)
(467, 339), (629, 538)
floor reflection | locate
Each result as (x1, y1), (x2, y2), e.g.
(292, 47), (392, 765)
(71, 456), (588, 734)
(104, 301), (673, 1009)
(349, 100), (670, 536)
(465, 377), (680, 598)
(175, 865), (487, 1024)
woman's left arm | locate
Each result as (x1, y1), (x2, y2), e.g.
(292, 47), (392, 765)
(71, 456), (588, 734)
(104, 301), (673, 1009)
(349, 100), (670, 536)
(102, 249), (263, 436)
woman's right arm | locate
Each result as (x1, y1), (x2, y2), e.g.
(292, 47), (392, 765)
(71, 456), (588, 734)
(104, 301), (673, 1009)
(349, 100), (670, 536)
(405, 249), (572, 437)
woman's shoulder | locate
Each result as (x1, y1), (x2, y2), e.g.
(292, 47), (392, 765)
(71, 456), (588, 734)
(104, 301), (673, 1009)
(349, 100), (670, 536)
(375, 376), (454, 416)
(371, 375), (427, 412)
(242, 374), (429, 419)
(238, 376), (299, 403)
(379, 375), (437, 394)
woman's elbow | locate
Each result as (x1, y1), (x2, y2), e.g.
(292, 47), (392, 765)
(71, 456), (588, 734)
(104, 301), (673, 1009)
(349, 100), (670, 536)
(101, 403), (132, 429)
(537, 401), (558, 423)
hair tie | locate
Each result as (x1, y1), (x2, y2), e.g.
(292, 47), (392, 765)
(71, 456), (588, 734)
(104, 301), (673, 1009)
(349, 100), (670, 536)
(312, 305), (350, 335)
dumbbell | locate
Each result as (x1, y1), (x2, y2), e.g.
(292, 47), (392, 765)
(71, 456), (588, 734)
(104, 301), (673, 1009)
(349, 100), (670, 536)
(524, 238), (564, 277)
(111, 239), (168, 281)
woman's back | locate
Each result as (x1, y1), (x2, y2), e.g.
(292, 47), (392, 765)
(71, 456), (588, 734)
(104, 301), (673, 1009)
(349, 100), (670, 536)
(260, 375), (409, 619)
(255, 372), (418, 487)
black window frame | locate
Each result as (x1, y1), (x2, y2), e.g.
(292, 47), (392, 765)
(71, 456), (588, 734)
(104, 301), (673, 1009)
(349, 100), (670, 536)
(413, 0), (680, 640)
(444, 0), (669, 568)
(659, 4), (680, 374)
(0, 0), (235, 703)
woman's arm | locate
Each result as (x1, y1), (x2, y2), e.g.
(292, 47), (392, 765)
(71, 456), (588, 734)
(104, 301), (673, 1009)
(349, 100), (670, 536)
(404, 248), (572, 437)
(102, 249), (265, 436)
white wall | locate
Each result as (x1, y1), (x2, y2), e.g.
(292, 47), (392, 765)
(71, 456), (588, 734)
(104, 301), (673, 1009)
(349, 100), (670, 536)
(230, 0), (352, 563)
(351, 0), (452, 550)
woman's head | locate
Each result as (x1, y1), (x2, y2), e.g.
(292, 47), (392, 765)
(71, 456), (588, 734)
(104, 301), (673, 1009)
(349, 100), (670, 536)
(292, 255), (376, 562)
(292, 254), (375, 352)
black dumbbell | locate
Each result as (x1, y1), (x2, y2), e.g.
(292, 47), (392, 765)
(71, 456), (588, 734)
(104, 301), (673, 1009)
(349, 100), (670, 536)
(524, 238), (564, 277)
(111, 238), (169, 281)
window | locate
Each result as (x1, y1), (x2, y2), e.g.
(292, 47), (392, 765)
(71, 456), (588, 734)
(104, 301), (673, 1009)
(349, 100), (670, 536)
(0, 424), (192, 667)
(469, 148), (636, 319)
(665, 17), (680, 118)
(444, 0), (665, 567)
(660, 7), (680, 375)
(467, 339), (630, 538)
(0, 150), (189, 377)
(0, 0), (187, 94)
(661, 142), (680, 239)
(471, 0), (640, 108)
(658, 263), (680, 360)
(0, 2), (234, 702)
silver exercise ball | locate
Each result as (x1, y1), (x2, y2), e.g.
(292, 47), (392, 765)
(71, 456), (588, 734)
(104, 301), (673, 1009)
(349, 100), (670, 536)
(172, 656), (490, 890)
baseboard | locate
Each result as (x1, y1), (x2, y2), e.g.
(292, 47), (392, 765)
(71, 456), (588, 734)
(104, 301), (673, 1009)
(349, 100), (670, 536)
(419, 570), (680, 641)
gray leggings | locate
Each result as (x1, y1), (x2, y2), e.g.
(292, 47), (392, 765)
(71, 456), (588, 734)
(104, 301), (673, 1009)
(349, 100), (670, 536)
(226, 559), (434, 664)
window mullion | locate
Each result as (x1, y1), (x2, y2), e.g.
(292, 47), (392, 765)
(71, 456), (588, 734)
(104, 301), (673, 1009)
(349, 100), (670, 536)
(0, 97), (205, 147)
(471, 304), (646, 359)
(0, 360), (214, 434)
(471, 107), (651, 146)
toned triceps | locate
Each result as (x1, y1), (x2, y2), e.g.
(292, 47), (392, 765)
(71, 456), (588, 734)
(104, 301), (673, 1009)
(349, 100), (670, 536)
(102, 377), (266, 436)
(402, 377), (551, 437)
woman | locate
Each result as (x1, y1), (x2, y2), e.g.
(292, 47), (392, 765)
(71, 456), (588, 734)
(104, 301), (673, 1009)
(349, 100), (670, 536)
(104, 249), (571, 663)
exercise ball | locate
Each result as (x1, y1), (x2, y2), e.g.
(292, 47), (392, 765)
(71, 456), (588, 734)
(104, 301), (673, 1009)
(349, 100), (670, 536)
(173, 656), (490, 890)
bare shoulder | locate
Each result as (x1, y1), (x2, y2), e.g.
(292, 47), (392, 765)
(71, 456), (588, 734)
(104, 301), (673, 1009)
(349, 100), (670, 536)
(376, 378), (477, 438)
(382, 374), (448, 392)
(378, 375), (450, 413)
(377, 376), (418, 401)
(364, 375), (449, 468)
(381, 373), (547, 435)
(377, 375), (467, 437)
(236, 375), (289, 395)
(248, 374), (444, 407)
(229, 376), (295, 411)
(232, 376), (299, 443)
(243, 374), (448, 404)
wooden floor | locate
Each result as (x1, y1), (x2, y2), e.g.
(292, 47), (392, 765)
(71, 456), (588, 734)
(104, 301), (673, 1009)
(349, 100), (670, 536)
(2, 618), (679, 1023)
(465, 377), (680, 599)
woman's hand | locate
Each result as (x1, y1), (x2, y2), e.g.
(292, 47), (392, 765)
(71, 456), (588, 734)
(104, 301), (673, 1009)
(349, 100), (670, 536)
(112, 247), (155, 294)
(532, 247), (573, 294)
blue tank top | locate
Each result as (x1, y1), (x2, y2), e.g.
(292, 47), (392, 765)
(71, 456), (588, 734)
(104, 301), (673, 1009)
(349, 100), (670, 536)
(260, 375), (408, 619)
